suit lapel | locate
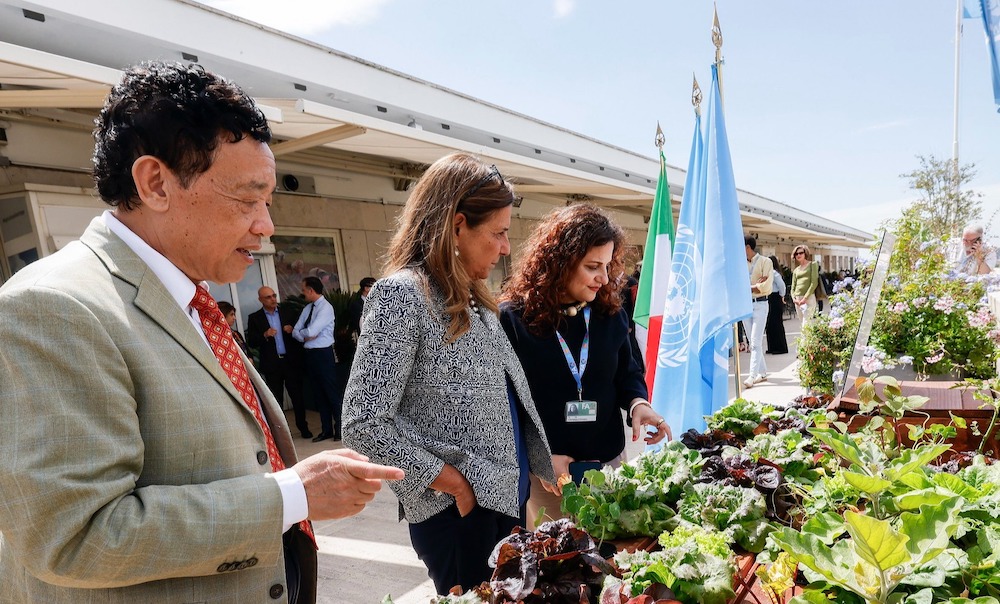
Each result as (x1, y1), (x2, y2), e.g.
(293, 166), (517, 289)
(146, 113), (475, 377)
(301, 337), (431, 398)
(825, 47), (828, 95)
(79, 219), (251, 411)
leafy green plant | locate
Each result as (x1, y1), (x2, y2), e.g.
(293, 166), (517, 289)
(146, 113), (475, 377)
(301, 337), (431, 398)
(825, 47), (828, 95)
(705, 398), (777, 440)
(607, 525), (736, 604)
(561, 441), (701, 540)
(952, 378), (1000, 455)
(678, 482), (770, 553)
(797, 171), (1000, 393)
(774, 498), (965, 604)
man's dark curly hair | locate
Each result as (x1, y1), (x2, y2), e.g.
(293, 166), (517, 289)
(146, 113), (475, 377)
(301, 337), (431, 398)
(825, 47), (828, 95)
(500, 204), (628, 337)
(92, 61), (271, 210)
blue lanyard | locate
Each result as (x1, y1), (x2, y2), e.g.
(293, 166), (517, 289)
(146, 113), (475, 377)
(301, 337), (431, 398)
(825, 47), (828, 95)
(555, 307), (590, 401)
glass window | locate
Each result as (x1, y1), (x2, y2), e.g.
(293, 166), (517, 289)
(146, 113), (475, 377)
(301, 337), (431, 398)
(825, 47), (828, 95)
(207, 281), (234, 306)
(272, 234), (343, 299)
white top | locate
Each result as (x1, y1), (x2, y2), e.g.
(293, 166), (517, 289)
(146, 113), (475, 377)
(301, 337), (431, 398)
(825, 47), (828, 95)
(292, 295), (336, 348)
(772, 270), (787, 298)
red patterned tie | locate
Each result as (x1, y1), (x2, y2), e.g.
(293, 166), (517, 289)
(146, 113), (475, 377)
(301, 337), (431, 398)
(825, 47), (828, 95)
(190, 286), (316, 548)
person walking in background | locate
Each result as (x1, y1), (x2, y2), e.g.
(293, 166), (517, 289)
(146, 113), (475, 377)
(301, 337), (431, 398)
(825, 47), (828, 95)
(499, 204), (669, 529)
(217, 300), (249, 355)
(790, 244), (819, 327)
(293, 276), (341, 443)
(0, 61), (402, 604)
(343, 153), (554, 595)
(743, 235), (773, 389)
(247, 285), (311, 438)
(764, 255), (788, 355)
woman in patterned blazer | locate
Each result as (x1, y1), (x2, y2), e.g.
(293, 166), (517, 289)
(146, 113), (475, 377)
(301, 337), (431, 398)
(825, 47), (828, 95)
(343, 152), (555, 595)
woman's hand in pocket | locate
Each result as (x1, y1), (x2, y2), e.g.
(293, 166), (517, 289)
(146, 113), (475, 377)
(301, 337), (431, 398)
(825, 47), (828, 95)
(430, 463), (477, 516)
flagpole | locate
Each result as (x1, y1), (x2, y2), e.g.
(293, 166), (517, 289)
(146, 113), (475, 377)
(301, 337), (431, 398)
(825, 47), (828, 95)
(712, 4), (742, 398)
(713, 4), (725, 105)
(952, 0), (963, 198)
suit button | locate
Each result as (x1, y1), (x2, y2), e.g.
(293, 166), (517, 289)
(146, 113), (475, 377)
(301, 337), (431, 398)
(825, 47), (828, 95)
(269, 584), (285, 599)
(217, 562), (232, 573)
(257, 451), (268, 465)
(247, 556), (258, 568)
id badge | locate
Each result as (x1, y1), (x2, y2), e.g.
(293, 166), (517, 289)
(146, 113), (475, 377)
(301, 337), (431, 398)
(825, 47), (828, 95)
(565, 400), (598, 423)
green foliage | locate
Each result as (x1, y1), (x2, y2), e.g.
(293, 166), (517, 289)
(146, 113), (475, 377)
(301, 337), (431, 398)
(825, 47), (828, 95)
(797, 155), (998, 393)
(899, 154), (983, 246)
(726, 429), (816, 479)
(611, 524), (737, 604)
(561, 441), (701, 540)
(705, 397), (777, 439)
(773, 498), (964, 604)
(796, 288), (862, 394)
(324, 289), (353, 329)
(678, 482), (770, 553)
(871, 278), (998, 378)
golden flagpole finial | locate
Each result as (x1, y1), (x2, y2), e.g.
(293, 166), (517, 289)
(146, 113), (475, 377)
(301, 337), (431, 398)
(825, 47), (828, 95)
(712, 3), (725, 106)
(692, 73), (703, 117)
(712, 3), (723, 63)
(655, 122), (665, 150)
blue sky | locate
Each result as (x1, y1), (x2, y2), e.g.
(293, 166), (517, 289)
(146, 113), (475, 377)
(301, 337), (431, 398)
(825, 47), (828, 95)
(204, 0), (1000, 236)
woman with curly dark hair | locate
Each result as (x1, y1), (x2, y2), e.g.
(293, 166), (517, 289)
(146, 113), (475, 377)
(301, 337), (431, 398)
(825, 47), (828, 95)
(499, 204), (670, 528)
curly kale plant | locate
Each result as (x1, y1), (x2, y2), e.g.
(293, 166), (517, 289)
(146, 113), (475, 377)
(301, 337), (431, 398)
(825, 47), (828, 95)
(678, 482), (770, 552)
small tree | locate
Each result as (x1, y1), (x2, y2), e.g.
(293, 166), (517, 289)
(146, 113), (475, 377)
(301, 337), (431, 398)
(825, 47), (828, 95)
(900, 154), (983, 242)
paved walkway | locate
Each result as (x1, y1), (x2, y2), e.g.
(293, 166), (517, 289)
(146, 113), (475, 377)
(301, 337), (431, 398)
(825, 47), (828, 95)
(304, 315), (809, 603)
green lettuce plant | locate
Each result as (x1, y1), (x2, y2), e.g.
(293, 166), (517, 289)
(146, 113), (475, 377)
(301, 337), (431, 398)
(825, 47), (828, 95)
(608, 524), (736, 604)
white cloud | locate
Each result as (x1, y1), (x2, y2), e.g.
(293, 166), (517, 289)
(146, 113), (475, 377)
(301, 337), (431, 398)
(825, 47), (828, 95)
(202, 0), (390, 36)
(553, 0), (575, 18)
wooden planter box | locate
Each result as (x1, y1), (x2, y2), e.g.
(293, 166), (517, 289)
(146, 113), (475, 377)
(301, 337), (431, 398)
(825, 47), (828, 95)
(834, 380), (1000, 457)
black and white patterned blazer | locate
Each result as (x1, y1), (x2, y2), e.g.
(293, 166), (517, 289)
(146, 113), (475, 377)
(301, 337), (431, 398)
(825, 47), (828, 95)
(342, 269), (554, 523)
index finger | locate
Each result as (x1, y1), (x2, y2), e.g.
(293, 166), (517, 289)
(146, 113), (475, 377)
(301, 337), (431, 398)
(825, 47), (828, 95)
(344, 458), (405, 481)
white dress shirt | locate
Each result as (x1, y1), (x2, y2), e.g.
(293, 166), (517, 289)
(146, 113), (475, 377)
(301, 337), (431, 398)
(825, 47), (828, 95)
(292, 295), (336, 349)
(103, 211), (307, 532)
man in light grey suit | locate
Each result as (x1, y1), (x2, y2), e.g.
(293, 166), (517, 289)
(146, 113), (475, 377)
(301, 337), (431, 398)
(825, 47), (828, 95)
(0, 62), (403, 604)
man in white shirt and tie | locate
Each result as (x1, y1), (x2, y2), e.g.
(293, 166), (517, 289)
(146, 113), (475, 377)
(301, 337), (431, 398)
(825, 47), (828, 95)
(293, 276), (340, 442)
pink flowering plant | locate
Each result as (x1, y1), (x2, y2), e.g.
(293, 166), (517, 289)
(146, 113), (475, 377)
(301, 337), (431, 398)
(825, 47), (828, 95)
(798, 220), (1000, 394)
(871, 275), (999, 378)
(797, 283), (866, 394)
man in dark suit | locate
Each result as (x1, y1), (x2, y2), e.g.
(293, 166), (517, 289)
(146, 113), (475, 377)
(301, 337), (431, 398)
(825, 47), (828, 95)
(347, 277), (376, 344)
(247, 286), (311, 438)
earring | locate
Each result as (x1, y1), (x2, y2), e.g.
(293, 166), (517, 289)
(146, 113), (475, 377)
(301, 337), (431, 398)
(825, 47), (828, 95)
(455, 249), (460, 257)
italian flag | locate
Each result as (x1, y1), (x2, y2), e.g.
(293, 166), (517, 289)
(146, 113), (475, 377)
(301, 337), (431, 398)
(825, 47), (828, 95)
(633, 143), (675, 394)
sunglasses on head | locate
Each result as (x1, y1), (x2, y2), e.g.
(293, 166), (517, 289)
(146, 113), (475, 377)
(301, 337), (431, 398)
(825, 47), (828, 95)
(462, 164), (505, 201)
